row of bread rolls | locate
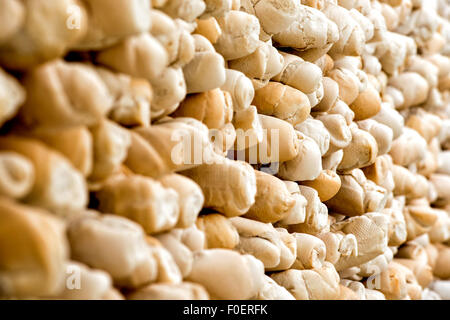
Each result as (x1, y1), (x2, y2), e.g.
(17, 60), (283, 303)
(0, 0), (449, 300)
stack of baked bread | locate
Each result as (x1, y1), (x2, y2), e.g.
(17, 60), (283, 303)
(0, 0), (449, 300)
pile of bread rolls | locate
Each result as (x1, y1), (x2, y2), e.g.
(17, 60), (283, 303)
(0, 0), (449, 300)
